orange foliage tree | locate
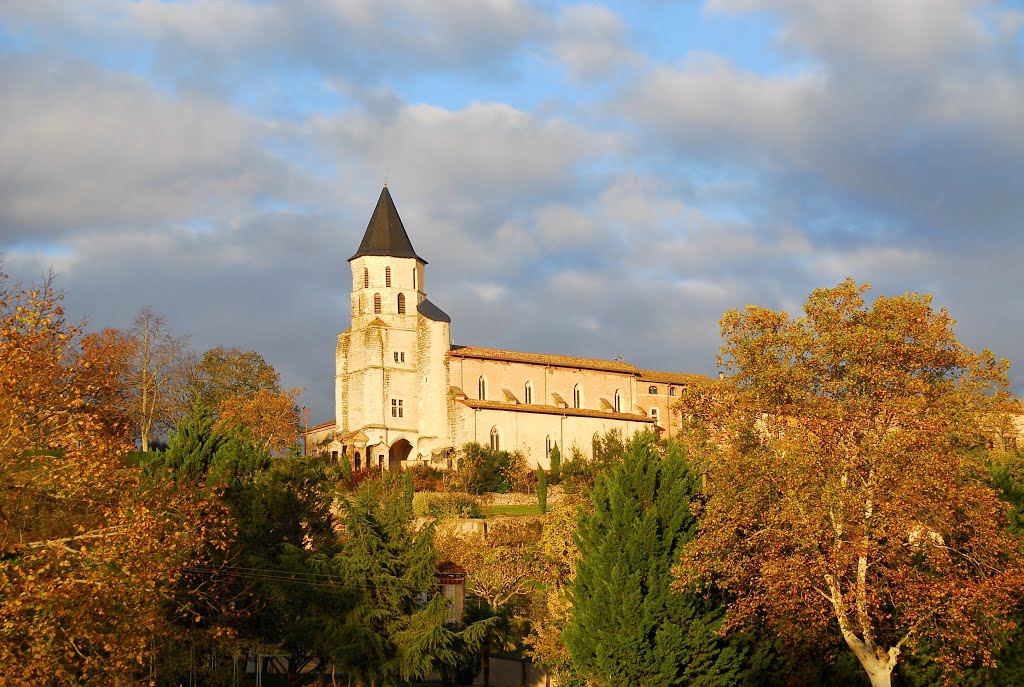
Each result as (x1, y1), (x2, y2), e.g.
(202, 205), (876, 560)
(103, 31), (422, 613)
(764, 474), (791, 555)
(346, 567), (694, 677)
(215, 387), (300, 455)
(675, 279), (1024, 687)
(0, 270), (231, 685)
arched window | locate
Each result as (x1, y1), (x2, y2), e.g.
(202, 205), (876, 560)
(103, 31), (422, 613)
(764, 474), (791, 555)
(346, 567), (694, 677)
(614, 389), (621, 413)
(363, 268), (369, 288)
(397, 293), (406, 314)
(385, 266), (391, 287)
(648, 385), (658, 394)
(373, 293), (381, 314)
(490, 426), (500, 451)
(573, 384), (581, 409)
(545, 435), (552, 458)
(524, 381), (533, 405)
(669, 387), (676, 397)
(478, 376), (487, 400)
(354, 452), (361, 471)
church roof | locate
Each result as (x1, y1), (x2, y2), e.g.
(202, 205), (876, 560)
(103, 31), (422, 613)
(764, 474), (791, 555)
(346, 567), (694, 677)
(449, 345), (639, 375)
(638, 369), (713, 385)
(348, 186), (426, 263)
(458, 398), (655, 423)
(417, 298), (451, 322)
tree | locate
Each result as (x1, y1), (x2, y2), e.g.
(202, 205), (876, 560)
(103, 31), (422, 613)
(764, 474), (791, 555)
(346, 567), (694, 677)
(126, 306), (192, 451)
(436, 518), (544, 686)
(676, 279), (1024, 687)
(215, 387), (300, 455)
(537, 465), (548, 513)
(0, 270), (229, 685)
(549, 442), (561, 483)
(564, 432), (752, 686)
(79, 327), (135, 444)
(191, 346), (281, 410)
(329, 474), (493, 686)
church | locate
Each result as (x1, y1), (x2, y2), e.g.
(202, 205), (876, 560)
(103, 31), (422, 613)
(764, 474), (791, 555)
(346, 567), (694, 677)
(304, 187), (709, 471)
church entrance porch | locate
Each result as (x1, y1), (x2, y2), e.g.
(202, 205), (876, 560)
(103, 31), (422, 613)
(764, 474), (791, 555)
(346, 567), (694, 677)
(389, 438), (413, 471)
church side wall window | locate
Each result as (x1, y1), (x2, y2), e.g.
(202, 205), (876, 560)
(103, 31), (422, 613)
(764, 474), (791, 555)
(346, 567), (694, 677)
(669, 387), (676, 396)
(614, 389), (621, 412)
(524, 381), (533, 405)
(374, 293), (382, 314)
(648, 385), (658, 394)
(478, 376), (487, 400)
(545, 435), (552, 458)
(385, 266), (392, 287)
(397, 293), (406, 314)
(413, 268), (417, 290)
(392, 399), (404, 418)
(651, 407), (660, 424)
(363, 268), (369, 288)
(490, 426), (500, 451)
(573, 384), (581, 409)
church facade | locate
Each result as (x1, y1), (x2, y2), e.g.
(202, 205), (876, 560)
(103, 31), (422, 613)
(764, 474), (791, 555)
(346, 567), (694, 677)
(304, 187), (708, 471)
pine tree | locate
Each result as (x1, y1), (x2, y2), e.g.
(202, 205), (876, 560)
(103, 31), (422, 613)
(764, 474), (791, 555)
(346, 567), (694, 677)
(154, 402), (223, 482)
(564, 432), (753, 687)
(329, 477), (493, 686)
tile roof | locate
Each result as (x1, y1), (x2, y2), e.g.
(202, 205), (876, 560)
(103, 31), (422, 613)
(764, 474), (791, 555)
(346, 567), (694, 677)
(638, 369), (714, 386)
(458, 398), (655, 423)
(450, 345), (639, 374)
(349, 186), (425, 263)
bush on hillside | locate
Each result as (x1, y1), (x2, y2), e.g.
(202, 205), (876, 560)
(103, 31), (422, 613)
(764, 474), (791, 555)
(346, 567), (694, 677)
(412, 492), (484, 519)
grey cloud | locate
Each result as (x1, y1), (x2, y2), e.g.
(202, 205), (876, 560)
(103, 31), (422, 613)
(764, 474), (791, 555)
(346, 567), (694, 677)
(708, 0), (994, 71)
(1, 0), (545, 90)
(552, 4), (641, 81)
(0, 58), (297, 242)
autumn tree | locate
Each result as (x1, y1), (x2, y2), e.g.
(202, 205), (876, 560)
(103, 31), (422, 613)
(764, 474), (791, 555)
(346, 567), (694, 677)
(215, 387), (300, 455)
(0, 270), (229, 685)
(191, 346), (282, 409)
(125, 306), (192, 451)
(565, 432), (752, 686)
(676, 279), (1024, 687)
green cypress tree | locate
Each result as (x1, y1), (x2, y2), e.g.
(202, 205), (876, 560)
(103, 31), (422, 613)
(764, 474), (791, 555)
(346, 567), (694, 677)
(154, 402), (223, 482)
(549, 442), (561, 484)
(537, 464), (548, 513)
(564, 432), (752, 687)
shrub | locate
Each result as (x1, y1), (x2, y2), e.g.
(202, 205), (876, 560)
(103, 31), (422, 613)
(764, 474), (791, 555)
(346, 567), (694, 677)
(408, 463), (446, 492)
(412, 492), (485, 519)
(562, 430), (628, 495)
(457, 443), (526, 494)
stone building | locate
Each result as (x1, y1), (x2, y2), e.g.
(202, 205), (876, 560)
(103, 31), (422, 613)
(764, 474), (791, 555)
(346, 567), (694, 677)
(304, 187), (708, 470)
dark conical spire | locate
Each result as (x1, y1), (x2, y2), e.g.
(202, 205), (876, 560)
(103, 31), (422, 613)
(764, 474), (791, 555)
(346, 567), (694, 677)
(348, 186), (425, 263)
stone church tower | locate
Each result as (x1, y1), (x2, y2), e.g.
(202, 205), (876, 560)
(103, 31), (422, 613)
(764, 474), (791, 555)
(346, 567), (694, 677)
(336, 187), (452, 470)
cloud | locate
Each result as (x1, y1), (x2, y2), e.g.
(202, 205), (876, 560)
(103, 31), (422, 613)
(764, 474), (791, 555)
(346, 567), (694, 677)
(0, 57), (297, 242)
(708, 0), (993, 71)
(553, 4), (640, 80)
(1, 0), (544, 91)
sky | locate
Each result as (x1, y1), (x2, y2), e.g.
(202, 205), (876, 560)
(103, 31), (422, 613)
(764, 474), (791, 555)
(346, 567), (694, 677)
(2, 0), (1023, 422)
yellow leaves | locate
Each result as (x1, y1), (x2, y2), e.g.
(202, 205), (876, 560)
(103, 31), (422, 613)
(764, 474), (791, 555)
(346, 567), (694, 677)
(215, 387), (300, 454)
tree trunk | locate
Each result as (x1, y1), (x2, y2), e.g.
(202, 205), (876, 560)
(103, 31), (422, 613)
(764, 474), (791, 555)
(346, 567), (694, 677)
(846, 638), (895, 687)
